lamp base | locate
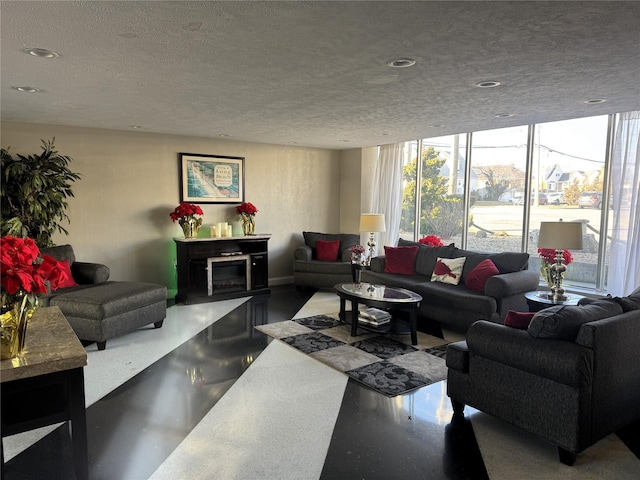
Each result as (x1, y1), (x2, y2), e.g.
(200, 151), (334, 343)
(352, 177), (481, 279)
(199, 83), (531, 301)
(545, 292), (569, 302)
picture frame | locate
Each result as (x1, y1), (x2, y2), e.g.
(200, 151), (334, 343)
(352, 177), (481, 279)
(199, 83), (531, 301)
(179, 153), (245, 204)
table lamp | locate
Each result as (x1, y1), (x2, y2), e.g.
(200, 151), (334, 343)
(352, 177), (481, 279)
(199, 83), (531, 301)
(537, 221), (583, 302)
(359, 213), (386, 266)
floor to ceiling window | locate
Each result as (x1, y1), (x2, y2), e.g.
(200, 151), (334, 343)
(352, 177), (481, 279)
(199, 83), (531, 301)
(400, 114), (614, 293)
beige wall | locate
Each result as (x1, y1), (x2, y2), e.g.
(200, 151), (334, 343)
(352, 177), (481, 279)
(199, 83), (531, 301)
(1, 122), (365, 296)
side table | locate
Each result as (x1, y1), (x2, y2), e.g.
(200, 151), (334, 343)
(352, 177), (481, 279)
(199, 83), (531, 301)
(1, 306), (88, 480)
(524, 291), (585, 312)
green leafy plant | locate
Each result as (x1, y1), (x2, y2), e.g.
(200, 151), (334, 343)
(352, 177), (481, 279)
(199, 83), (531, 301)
(1, 138), (82, 247)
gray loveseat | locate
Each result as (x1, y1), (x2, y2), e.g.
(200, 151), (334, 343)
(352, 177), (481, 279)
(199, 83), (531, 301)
(360, 239), (540, 331)
(293, 232), (360, 289)
(446, 288), (640, 465)
(40, 244), (167, 350)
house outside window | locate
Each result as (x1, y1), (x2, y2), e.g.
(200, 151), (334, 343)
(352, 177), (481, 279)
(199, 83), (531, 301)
(400, 114), (613, 293)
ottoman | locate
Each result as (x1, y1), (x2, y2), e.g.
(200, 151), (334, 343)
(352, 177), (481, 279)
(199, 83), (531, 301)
(49, 281), (167, 350)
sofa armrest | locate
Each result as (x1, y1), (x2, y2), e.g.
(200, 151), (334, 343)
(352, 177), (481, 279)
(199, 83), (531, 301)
(484, 270), (539, 298)
(293, 245), (312, 261)
(466, 320), (593, 388)
(72, 261), (110, 284)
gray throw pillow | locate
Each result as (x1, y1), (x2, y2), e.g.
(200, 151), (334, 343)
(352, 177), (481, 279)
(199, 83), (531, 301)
(528, 299), (623, 340)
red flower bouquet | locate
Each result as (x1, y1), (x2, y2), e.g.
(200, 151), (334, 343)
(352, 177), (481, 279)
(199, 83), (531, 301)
(418, 235), (444, 247)
(537, 248), (573, 266)
(236, 202), (258, 216)
(1, 236), (66, 301)
(170, 202), (204, 222)
(1, 236), (68, 358)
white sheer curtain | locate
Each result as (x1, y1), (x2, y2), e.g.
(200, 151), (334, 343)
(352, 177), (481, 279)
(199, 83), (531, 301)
(608, 110), (640, 296)
(372, 143), (406, 251)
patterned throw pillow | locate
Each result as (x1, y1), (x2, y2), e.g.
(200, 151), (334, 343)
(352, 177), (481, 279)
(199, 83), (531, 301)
(431, 257), (466, 285)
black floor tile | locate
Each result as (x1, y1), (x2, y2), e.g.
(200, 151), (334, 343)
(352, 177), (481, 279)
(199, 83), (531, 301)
(321, 380), (488, 480)
(3, 286), (309, 480)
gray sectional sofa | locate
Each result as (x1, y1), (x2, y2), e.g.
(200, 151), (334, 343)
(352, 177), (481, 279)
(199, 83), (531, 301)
(446, 288), (640, 465)
(360, 239), (540, 331)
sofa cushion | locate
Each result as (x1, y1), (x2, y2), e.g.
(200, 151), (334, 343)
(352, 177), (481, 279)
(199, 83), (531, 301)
(398, 238), (457, 276)
(528, 299), (623, 340)
(612, 296), (640, 312)
(316, 240), (340, 261)
(384, 246), (419, 275)
(504, 310), (535, 329)
(487, 252), (530, 273)
(431, 257), (466, 285)
(40, 244), (76, 266)
(612, 288), (640, 312)
(412, 281), (497, 318)
(464, 258), (499, 293)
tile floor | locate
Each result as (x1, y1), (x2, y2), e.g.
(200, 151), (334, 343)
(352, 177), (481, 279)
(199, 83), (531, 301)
(2, 285), (639, 479)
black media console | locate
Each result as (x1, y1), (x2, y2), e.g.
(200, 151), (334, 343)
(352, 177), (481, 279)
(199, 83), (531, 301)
(174, 235), (270, 304)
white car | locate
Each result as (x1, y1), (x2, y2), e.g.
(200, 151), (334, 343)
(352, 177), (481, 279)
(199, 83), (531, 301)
(546, 192), (565, 204)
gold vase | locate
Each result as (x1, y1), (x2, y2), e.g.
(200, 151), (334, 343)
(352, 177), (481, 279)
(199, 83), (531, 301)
(179, 216), (202, 238)
(1, 294), (38, 360)
(241, 214), (255, 236)
(540, 263), (562, 288)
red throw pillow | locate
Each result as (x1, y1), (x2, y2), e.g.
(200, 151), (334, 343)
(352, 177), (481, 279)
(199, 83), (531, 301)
(504, 310), (535, 329)
(316, 239), (341, 261)
(52, 260), (78, 290)
(465, 259), (500, 293)
(384, 246), (419, 275)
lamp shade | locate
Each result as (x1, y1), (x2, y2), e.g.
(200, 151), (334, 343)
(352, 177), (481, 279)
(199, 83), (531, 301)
(538, 221), (583, 250)
(359, 213), (386, 232)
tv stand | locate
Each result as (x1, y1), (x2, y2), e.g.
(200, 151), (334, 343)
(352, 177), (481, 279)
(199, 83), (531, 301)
(174, 235), (271, 304)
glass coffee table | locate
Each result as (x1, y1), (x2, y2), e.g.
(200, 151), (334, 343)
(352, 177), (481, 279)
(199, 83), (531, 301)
(334, 282), (422, 345)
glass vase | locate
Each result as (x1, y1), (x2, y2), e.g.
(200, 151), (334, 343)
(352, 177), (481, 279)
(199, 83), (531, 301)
(180, 216), (202, 238)
(241, 214), (255, 236)
(1, 294), (38, 360)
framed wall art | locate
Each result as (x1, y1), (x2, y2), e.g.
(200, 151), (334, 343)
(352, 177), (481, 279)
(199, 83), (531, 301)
(179, 153), (245, 204)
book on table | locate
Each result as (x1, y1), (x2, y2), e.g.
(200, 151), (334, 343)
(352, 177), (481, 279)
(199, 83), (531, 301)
(358, 307), (391, 326)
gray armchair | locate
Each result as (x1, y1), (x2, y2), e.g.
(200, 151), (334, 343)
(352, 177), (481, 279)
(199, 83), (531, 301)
(293, 231), (360, 289)
(446, 293), (640, 465)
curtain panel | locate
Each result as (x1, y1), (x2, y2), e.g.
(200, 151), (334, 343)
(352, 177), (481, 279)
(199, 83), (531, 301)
(372, 143), (406, 252)
(608, 110), (640, 296)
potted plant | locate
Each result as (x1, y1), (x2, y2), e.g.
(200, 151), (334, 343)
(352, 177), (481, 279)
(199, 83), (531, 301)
(1, 138), (81, 247)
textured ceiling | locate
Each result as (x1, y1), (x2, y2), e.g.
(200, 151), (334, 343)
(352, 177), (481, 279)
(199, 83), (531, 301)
(2, 1), (639, 149)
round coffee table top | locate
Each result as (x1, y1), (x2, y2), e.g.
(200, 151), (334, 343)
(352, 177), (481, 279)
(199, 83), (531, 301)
(335, 282), (422, 304)
(524, 291), (584, 306)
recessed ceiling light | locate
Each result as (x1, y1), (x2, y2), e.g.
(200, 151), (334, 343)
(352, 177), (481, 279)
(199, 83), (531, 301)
(219, 134), (231, 138)
(13, 86), (40, 93)
(494, 113), (514, 118)
(387, 58), (416, 68)
(475, 80), (501, 88)
(584, 98), (606, 104)
(129, 125), (145, 129)
(429, 124), (445, 128)
(24, 48), (59, 58)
